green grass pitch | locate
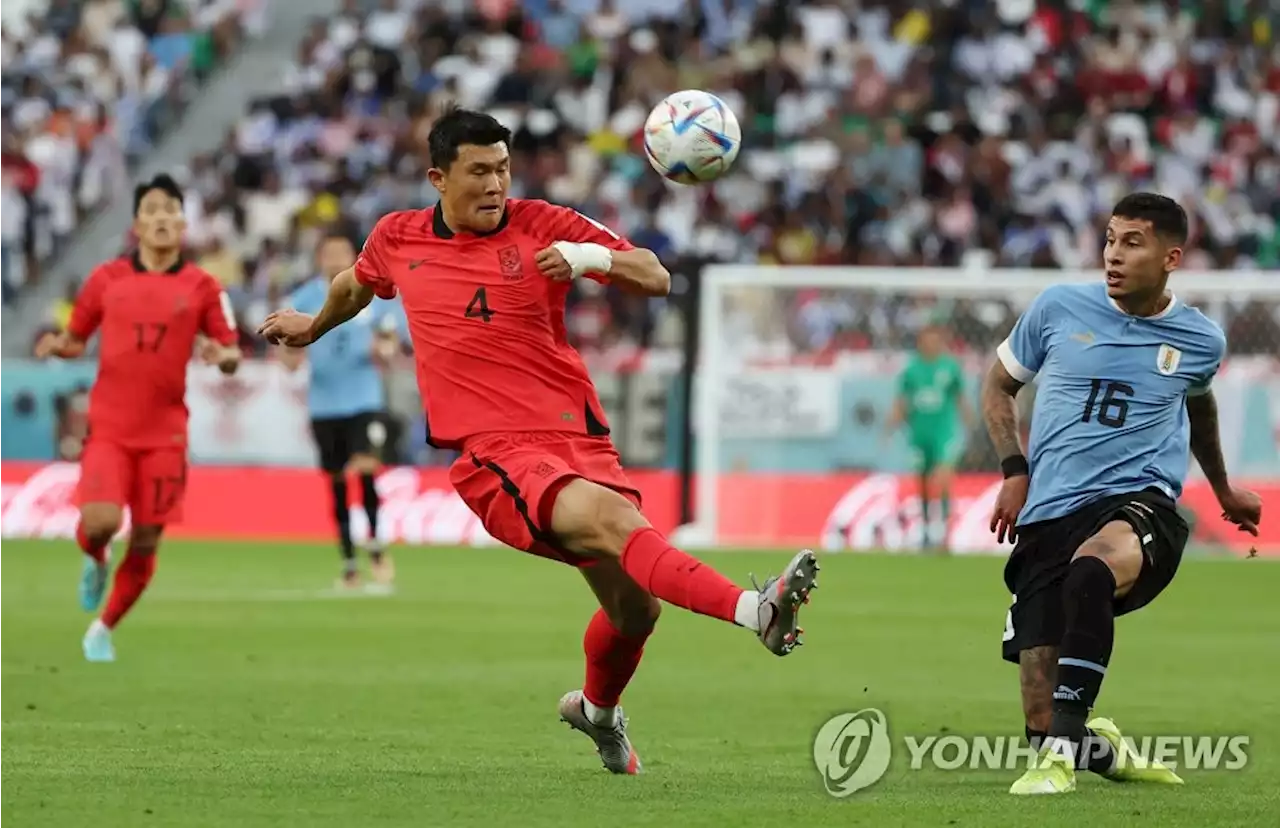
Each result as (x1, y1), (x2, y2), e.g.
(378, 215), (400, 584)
(3, 541), (1278, 827)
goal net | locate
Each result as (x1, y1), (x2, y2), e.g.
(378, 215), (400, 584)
(676, 267), (1280, 558)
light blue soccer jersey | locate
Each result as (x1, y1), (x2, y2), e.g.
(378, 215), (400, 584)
(288, 276), (407, 420)
(997, 282), (1227, 525)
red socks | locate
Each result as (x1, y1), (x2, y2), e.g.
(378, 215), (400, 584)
(582, 609), (649, 708)
(618, 527), (740, 623)
(76, 522), (107, 564)
(101, 550), (156, 629)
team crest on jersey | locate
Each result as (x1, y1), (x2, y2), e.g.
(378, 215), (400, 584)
(497, 245), (523, 281)
(1156, 344), (1182, 375)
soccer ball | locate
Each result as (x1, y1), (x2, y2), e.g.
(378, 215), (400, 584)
(642, 90), (742, 185)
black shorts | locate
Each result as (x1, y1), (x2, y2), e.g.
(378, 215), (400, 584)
(310, 412), (386, 473)
(1001, 488), (1189, 664)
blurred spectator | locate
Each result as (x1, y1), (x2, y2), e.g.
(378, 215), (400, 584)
(2, 129), (41, 301)
(1, 0), (256, 300)
(17, 0), (1280, 359)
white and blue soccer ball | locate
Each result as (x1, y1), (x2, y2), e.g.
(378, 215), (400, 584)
(642, 90), (742, 185)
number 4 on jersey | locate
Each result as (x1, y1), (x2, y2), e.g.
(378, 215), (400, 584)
(465, 287), (495, 323)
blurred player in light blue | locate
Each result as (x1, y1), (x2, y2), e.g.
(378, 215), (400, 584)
(982, 193), (1262, 795)
(281, 230), (407, 591)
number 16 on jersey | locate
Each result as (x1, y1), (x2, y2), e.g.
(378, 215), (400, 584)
(1081, 379), (1133, 428)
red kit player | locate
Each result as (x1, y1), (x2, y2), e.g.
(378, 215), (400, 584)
(260, 108), (820, 774)
(35, 174), (242, 663)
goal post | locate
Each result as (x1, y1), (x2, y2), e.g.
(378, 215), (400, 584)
(674, 266), (1280, 556)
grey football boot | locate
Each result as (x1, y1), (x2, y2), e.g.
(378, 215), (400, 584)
(557, 690), (642, 774)
(751, 549), (820, 655)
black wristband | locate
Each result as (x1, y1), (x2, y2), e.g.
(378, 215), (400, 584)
(1001, 454), (1029, 479)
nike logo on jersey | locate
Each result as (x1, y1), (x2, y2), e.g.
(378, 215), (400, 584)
(408, 259), (426, 270)
(1070, 331), (1095, 345)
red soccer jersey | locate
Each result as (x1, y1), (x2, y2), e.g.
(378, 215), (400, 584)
(67, 254), (239, 448)
(354, 198), (635, 449)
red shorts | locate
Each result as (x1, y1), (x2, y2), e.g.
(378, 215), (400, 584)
(450, 432), (641, 567)
(76, 440), (189, 526)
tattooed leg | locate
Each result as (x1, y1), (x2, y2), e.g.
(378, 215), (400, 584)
(1020, 645), (1057, 743)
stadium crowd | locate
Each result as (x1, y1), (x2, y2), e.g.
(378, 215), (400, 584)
(10, 0), (1280, 357)
(1, 0), (262, 302)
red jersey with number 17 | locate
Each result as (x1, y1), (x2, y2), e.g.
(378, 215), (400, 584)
(67, 254), (239, 448)
(354, 198), (635, 449)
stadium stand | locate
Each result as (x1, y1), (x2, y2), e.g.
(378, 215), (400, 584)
(9, 0), (1280, 353)
(1, 0), (262, 302)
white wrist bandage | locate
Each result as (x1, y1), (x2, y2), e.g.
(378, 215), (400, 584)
(551, 241), (613, 279)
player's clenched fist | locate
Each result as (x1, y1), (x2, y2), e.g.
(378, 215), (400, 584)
(536, 241), (614, 281)
(990, 475), (1029, 544)
(259, 309), (316, 347)
(535, 246), (573, 281)
(1218, 487), (1262, 536)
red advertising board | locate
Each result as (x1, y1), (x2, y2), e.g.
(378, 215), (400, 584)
(1, 463), (1273, 555)
(0, 462), (679, 546)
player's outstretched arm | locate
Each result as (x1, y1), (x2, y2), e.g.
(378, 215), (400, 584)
(309, 266), (376, 339)
(536, 245), (670, 296)
(259, 267), (373, 347)
(534, 203), (670, 295)
(601, 248), (670, 296)
(1186, 391), (1229, 493)
(1186, 390), (1262, 535)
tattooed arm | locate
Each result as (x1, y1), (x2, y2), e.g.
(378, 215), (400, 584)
(1185, 390), (1229, 495)
(982, 360), (1025, 460)
(1187, 390), (1263, 535)
(983, 360), (1030, 543)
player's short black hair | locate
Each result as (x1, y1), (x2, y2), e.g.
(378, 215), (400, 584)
(132, 174), (184, 215)
(1110, 193), (1188, 245)
(427, 105), (511, 170)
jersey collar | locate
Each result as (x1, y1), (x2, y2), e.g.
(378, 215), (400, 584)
(431, 202), (510, 239)
(1106, 291), (1178, 320)
(130, 251), (185, 274)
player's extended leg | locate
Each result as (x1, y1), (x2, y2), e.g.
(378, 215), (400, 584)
(83, 523), (162, 663)
(550, 478), (818, 656)
(1011, 520), (1182, 793)
(558, 560), (659, 774)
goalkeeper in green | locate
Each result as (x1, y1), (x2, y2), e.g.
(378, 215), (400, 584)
(884, 324), (974, 550)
